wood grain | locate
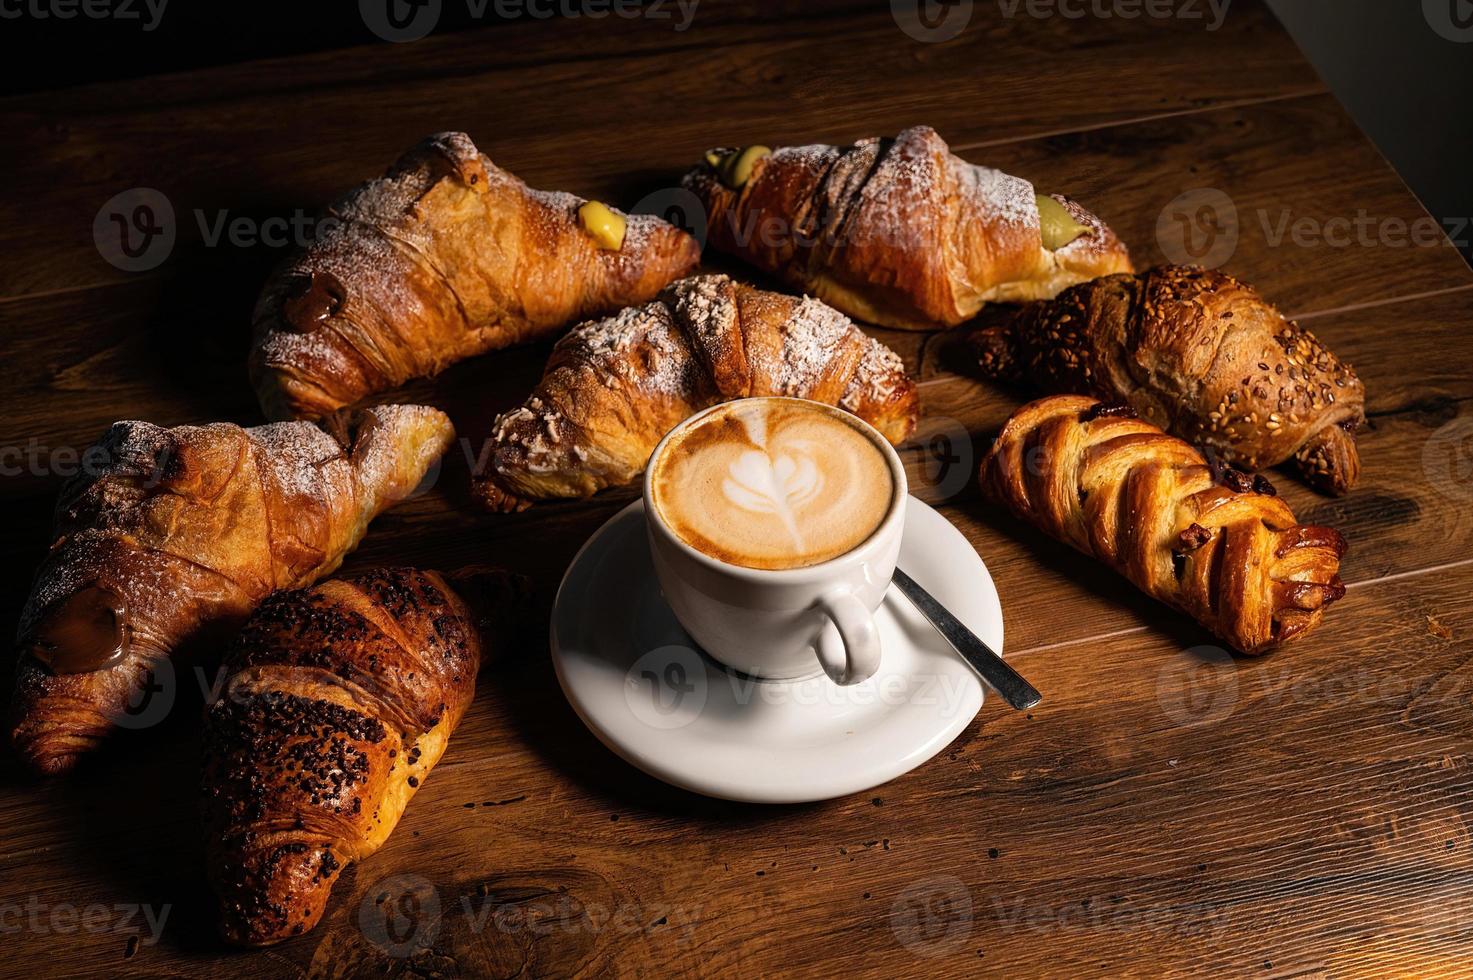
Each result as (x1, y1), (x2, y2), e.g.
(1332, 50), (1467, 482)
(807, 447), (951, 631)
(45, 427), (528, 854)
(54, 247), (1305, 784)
(3, 558), (1469, 978)
(2, 2), (1472, 978)
(0, 0), (1320, 299)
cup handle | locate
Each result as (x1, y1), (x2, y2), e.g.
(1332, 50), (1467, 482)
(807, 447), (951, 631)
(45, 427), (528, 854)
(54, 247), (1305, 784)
(814, 589), (881, 686)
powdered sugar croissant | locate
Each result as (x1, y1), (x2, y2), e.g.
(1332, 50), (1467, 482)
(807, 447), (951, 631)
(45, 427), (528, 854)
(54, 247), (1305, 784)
(9, 406), (453, 774)
(683, 125), (1131, 331)
(980, 395), (1346, 654)
(473, 274), (919, 511)
(252, 132), (701, 420)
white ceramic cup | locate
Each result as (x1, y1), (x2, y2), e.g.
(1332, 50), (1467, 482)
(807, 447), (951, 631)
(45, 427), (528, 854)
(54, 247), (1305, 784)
(642, 397), (907, 686)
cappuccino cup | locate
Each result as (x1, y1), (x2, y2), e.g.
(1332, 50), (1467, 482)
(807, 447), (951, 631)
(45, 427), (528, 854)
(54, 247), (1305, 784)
(643, 397), (907, 685)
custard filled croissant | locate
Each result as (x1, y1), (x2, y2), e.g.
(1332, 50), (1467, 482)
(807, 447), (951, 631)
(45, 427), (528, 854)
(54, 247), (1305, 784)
(980, 395), (1346, 654)
(971, 266), (1366, 494)
(204, 567), (525, 946)
(252, 131), (701, 420)
(683, 125), (1131, 331)
(9, 406), (453, 774)
(472, 274), (919, 511)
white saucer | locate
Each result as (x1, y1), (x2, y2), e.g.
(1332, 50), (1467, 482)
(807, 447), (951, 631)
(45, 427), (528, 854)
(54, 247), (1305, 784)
(550, 497), (1001, 804)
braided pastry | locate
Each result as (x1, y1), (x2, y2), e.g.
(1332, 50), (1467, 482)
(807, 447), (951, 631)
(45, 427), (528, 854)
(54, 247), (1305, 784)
(682, 125), (1131, 331)
(971, 266), (1365, 494)
(472, 274), (919, 510)
(251, 132), (700, 420)
(980, 395), (1347, 654)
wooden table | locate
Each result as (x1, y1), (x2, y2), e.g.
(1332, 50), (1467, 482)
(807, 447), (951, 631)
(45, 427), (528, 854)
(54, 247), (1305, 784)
(3, 2), (1471, 976)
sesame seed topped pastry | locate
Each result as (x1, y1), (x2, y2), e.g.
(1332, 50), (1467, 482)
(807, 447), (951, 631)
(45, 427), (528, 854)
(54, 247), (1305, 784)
(971, 265), (1366, 494)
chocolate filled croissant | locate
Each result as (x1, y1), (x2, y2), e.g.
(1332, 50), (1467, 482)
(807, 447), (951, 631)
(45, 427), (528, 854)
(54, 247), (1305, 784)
(251, 131), (701, 420)
(971, 266), (1366, 494)
(682, 125), (1131, 331)
(203, 567), (526, 946)
(9, 406), (453, 774)
(980, 395), (1347, 654)
(472, 274), (919, 511)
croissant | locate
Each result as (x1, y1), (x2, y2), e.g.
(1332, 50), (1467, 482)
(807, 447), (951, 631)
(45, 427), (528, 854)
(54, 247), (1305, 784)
(251, 131), (701, 420)
(203, 566), (525, 946)
(682, 125), (1131, 331)
(9, 406), (453, 775)
(472, 274), (919, 510)
(979, 395), (1347, 654)
(971, 266), (1366, 494)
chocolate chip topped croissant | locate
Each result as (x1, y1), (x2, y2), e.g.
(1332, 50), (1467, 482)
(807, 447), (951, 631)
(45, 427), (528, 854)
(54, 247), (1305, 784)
(971, 265), (1366, 494)
(683, 125), (1132, 330)
(980, 395), (1347, 654)
(251, 131), (701, 420)
(472, 274), (920, 511)
(203, 566), (526, 946)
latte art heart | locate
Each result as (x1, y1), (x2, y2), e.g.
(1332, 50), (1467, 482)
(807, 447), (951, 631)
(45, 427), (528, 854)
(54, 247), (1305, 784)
(722, 450), (824, 549)
(651, 400), (895, 570)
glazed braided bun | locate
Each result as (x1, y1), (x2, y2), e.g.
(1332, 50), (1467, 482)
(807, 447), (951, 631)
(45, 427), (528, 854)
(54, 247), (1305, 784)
(980, 395), (1347, 654)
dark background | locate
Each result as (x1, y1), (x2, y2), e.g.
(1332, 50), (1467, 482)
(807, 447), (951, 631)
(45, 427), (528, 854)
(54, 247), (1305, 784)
(1, 0), (1470, 263)
(1266, 0), (1473, 265)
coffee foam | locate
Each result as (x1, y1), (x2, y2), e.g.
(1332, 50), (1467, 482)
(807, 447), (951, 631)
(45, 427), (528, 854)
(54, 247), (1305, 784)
(652, 400), (894, 570)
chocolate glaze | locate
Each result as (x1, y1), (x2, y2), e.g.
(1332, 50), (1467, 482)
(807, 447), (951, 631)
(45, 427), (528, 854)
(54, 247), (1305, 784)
(280, 270), (345, 331)
(1081, 402), (1137, 423)
(27, 584), (130, 673)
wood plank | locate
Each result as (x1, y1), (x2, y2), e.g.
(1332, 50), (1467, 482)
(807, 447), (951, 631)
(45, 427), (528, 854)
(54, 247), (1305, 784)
(2, 288), (1470, 664)
(3, 93), (1466, 491)
(3, 550), (1469, 977)
(4, 7), (1471, 978)
(0, 0), (1321, 299)
(949, 94), (1473, 316)
(1, 92), (1460, 463)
